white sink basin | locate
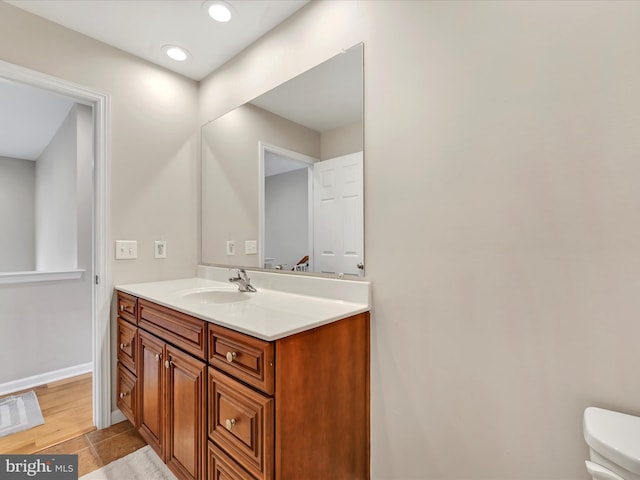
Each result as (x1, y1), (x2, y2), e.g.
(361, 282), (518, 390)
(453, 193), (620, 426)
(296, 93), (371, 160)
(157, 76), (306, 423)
(180, 288), (251, 304)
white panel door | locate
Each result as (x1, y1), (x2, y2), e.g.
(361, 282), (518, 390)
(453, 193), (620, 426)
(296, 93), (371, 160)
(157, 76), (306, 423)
(313, 152), (363, 276)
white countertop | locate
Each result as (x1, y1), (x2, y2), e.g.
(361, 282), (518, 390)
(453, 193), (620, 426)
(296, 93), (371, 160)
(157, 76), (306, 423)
(116, 267), (371, 341)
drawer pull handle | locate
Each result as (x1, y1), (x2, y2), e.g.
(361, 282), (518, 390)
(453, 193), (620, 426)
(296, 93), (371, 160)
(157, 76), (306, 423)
(155, 353), (162, 361)
(225, 418), (236, 430)
(225, 352), (237, 363)
(119, 391), (128, 399)
(119, 343), (129, 350)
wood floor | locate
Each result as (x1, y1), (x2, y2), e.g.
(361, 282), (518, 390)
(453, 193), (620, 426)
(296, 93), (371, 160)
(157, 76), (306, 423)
(0, 373), (148, 476)
(0, 373), (95, 454)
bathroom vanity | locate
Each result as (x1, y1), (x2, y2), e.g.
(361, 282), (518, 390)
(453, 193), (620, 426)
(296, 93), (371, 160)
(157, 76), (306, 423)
(115, 267), (371, 480)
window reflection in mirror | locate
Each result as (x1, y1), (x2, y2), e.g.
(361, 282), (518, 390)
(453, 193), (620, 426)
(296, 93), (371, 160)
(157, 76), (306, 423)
(201, 43), (364, 277)
(0, 77), (89, 273)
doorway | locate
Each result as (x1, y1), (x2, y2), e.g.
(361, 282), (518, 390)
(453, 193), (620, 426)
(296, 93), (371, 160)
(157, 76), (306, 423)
(0, 60), (110, 429)
(259, 142), (316, 272)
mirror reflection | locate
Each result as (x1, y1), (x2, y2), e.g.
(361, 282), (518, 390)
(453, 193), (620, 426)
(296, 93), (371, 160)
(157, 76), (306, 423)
(201, 44), (363, 276)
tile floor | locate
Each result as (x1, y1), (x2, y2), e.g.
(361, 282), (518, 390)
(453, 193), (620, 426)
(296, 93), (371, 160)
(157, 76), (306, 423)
(35, 420), (147, 477)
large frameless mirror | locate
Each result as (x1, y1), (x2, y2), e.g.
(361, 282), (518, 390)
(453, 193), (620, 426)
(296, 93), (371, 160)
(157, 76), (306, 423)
(201, 43), (364, 277)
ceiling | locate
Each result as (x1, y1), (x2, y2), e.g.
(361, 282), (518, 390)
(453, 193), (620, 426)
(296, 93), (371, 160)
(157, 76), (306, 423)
(5, 0), (309, 81)
(250, 45), (363, 133)
(0, 78), (75, 160)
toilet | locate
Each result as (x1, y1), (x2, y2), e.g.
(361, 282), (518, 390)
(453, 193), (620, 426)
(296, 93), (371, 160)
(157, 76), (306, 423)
(584, 407), (640, 480)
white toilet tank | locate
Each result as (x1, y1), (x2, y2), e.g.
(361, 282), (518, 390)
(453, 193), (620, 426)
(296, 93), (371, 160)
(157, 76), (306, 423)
(584, 407), (640, 480)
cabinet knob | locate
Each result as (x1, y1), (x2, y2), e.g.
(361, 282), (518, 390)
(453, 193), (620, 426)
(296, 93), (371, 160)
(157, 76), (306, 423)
(224, 418), (236, 430)
(155, 353), (162, 361)
(225, 352), (237, 363)
(165, 360), (170, 369)
(119, 343), (129, 350)
(119, 391), (128, 399)
(120, 305), (125, 311)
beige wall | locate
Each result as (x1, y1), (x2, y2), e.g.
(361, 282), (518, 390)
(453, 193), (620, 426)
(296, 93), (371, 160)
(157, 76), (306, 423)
(0, 1), (199, 285)
(200, 1), (640, 479)
(3, 0), (640, 478)
(321, 119), (363, 160)
(201, 103), (319, 267)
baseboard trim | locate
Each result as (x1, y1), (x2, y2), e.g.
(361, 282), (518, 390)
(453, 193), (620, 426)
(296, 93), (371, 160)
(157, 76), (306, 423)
(111, 409), (126, 425)
(0, 362), (93, 396)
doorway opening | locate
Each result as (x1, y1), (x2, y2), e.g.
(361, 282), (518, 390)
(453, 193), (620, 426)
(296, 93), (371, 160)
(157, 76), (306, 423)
(0, 60), (111, 429)
(259, 142), (316, 272)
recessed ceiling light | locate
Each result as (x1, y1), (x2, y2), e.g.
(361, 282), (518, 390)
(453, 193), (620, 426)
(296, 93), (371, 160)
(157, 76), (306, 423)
(202, 1), (233, 23)
(162, 45), (190, 62)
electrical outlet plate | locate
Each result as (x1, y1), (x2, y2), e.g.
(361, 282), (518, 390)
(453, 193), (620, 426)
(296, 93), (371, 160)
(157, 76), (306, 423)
(226, 240), (235, 255)
(154, 240), (167, 258)
(115, 240), (137, 260)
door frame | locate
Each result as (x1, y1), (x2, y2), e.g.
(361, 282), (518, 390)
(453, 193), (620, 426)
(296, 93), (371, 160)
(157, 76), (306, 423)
(258, 142), (317, 271)
(0, 60), (111, 428)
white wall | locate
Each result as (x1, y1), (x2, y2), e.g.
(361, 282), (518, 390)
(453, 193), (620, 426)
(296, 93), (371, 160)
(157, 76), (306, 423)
(0, 2), (198, 394)
(265, 168), (309, 269)
(200, 1), (640, 479)
(0, 156), (35, 272)
(35, 104), (77, 270)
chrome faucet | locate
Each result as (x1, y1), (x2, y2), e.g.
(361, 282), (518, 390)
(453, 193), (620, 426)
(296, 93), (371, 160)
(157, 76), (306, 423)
(228, 268), (256, 292)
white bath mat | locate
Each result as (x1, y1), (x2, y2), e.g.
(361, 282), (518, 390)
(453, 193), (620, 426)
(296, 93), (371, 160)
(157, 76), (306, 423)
(80, 445), (178, 480)
(0, 390), (45, 438)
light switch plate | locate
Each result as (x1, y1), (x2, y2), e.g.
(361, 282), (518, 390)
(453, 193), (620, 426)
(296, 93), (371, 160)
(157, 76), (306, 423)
(245, 240), (257, 255)
(115, 240), (137, 260)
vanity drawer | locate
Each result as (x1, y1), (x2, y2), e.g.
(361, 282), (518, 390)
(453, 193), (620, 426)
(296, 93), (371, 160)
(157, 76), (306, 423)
(117, 291), (138, 324)
(117, 317), (137, 374)
(208, 441), (257, 480)
(208, 368), (273, 480)
(208, 325), (274, 395)
(139, 299), (207, 360)
(117, 363), (137, 427)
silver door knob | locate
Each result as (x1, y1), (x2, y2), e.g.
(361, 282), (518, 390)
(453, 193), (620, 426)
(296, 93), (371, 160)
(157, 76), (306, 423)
(357, 262), (364, 270)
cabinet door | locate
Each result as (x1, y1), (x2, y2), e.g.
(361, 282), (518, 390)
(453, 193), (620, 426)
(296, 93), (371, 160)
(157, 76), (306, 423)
(165, 345), (206, 480)
(116, 363), (137, 427)
(138, 329), (165, 459)
(208, 442), (257, 480)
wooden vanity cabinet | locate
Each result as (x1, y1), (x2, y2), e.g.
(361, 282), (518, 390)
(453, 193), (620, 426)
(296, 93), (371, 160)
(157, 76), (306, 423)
(136, 303), (207, 480)
(116, 291), (370, 480)
(207, 312), (370, 480)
